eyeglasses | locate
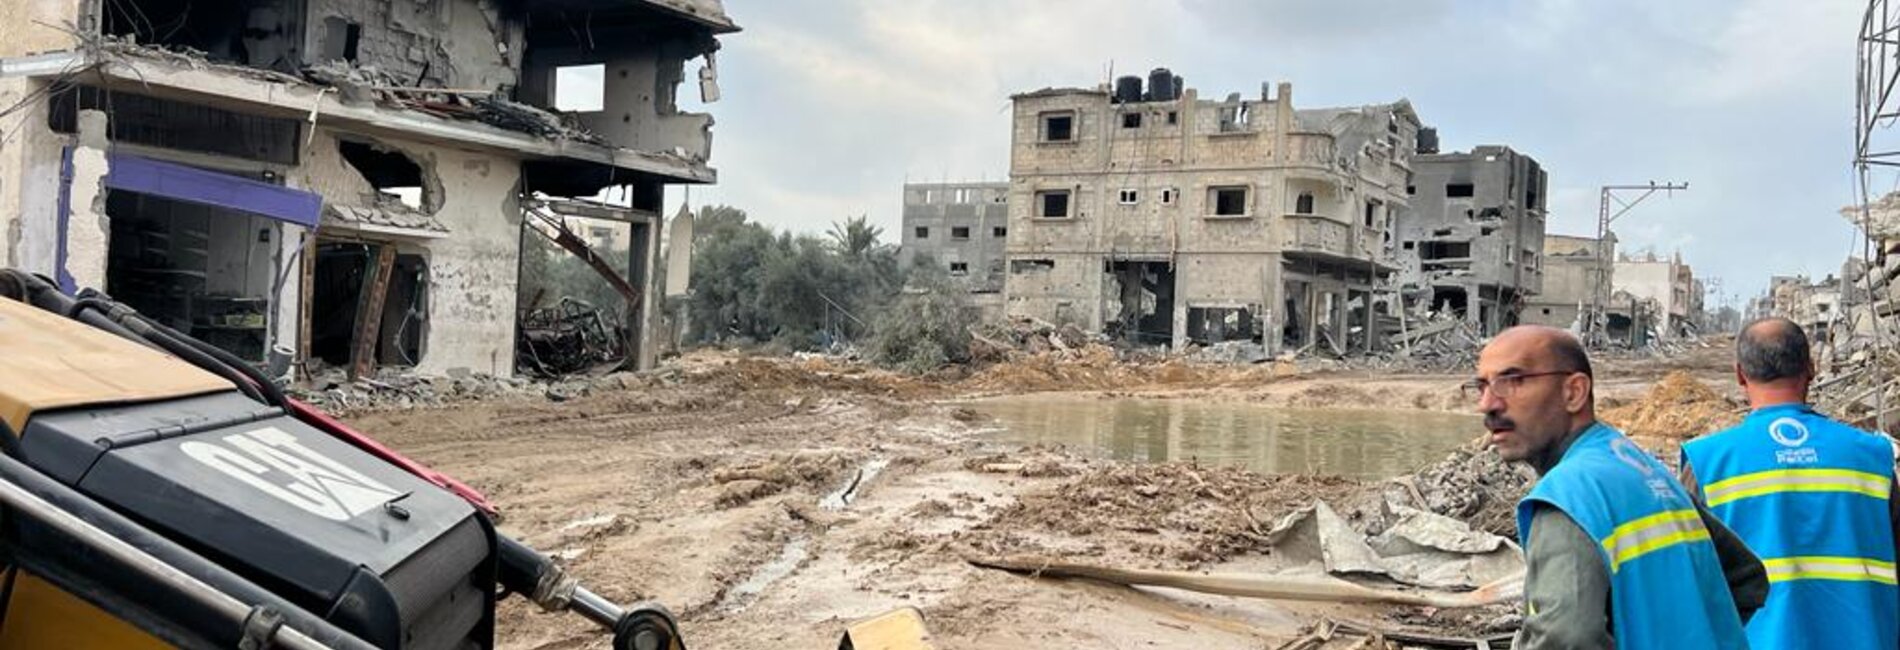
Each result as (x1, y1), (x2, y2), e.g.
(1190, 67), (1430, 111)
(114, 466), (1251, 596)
(1460, 370), (1578, 401)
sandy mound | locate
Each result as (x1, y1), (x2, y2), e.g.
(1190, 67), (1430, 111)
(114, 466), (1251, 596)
(1600, 371), (1743, 440)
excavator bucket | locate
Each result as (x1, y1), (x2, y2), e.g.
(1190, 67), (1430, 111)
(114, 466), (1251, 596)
(837, 607), (935, 650)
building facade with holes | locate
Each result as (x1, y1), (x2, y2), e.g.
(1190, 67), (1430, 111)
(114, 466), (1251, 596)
(1002, 71), (1420, 354)
(0, 0), (735, 377)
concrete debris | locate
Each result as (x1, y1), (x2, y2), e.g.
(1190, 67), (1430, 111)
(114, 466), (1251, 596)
(968, 318), (1097, 361)
(290, 363), (648, 413)
(1375, 442), (1535, 539)
(323, 199), (449, 233)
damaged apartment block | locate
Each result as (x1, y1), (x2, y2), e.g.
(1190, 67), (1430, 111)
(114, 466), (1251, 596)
(1003, 68), (1419, 355)
(1394, 145), (1548, 336)
(0, 0), (736, 378)
(900, 182), (1010, 320)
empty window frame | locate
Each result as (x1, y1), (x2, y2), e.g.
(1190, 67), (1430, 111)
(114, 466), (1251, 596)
(1118, 189), (1139, 205)
(1040, 111), (1076, 143)
(553, 64), (607, 112)
(949, 262), (969, 275)
(1446, 183), (1475, 198)
(1295, 192), (1315, 215)
(1166, 111), (1179, 125)
(1420, 241), (1472, 260)
(1010, 259), (1056, 273)
(1161, 188), (1176, 205)
(1209, 186), (1250, 216)
(993, 226), (1008, 238)
(914, 227), (929, 239)
(951, 226), (971, 240)
(1122, 112), (1142, 129)
(1036, 190), (1072, 218)
(1364, 200), (1379, 228)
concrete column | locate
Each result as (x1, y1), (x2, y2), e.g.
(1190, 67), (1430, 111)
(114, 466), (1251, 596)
(65, 109), (111, 292)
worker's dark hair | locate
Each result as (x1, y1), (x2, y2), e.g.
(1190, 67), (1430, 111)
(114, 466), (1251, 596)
(1737, 317), (1811, 382)
(1549, 330), (1594, 380)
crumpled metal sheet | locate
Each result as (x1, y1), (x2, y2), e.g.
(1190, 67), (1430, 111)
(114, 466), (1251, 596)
(1264, 500), (1523, 591)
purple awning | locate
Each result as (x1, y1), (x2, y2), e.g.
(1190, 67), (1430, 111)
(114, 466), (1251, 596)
(104, 153), (322, 228)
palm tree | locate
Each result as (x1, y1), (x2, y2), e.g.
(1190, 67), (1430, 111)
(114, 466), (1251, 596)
(827, 215), (883, 257)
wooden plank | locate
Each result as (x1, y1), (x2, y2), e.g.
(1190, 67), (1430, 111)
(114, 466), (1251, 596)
(298, 234), (318, 380)
(349, 245), (396, 380)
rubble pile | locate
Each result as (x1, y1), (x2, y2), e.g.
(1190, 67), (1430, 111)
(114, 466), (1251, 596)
(1371, 442), (1534, 539)
(1349, 314), (1482, 374)
(289, 365), (647, 413)
(1599, 371), (1743, 441)
(1814, 350), (1900, 433)
(966, 318), (1096, 361)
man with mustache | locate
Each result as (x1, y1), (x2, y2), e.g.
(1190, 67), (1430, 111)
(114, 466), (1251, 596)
(1679, 318), (1899, 649)
(1472, 325), (1765, 649)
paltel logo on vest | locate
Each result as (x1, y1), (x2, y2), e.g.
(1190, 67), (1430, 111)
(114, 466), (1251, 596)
(1770, 417), (1820, 465)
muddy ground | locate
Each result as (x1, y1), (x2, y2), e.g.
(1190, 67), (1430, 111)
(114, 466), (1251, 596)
(343, 342), (1740, 649)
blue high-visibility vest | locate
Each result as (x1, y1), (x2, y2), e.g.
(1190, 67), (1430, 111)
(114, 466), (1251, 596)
(1682, 403), (1898, 650)
(1518, 422), (1751, 650)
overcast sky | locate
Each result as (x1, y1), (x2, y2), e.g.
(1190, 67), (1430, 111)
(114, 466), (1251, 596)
(663, 0), (1871, 306)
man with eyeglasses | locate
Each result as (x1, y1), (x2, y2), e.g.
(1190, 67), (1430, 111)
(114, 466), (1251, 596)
(1472, 325), (1765, 649)
(1678, 317), (1898, 649)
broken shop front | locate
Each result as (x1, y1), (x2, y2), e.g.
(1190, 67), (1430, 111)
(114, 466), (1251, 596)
(90, 154), (317, 368)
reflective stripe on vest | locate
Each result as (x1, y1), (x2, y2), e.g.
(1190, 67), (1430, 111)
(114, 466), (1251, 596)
(1703, 467), (1891, 507)
(1601, 508), (1712, 572)
(1762, 556), (1899, 585)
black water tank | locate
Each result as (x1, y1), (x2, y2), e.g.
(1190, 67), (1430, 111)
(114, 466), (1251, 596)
(1417, 127), (1440, 155)
(1114, 76), (1143, 104)
(1148, 68), (1175, 101)
(1173, 75), (1184, 99)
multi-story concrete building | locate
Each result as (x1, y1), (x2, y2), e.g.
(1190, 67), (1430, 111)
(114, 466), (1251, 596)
(1615, 252), (1700, 338)
(1395, 145), (1547, 335)
(1524, 233), (1616, 331)
(1002, 70), (1420, 353)
(0, 0), (735, 376)
(899, 182), (1010, 293)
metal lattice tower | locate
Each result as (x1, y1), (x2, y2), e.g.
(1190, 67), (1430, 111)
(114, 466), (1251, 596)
(1586, 182), (1687, 346)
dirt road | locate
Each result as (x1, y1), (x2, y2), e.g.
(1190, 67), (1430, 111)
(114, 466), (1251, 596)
(344, 344), (1738, 649)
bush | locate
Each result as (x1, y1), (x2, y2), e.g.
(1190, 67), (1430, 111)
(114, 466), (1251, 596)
(867, 272), (974, 374)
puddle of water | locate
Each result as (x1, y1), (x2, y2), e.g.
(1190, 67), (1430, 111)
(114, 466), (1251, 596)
(965, 396), (1482, 479)
(718, 537), (809, 612)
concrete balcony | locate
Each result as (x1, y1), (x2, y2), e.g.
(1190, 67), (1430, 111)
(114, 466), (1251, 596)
(1281, 214), (1397, 271)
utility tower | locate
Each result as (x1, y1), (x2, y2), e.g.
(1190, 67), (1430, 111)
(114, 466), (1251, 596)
(1587, 182), (1688, 346)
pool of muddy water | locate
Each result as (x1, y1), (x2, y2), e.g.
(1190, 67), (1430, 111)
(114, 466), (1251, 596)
(966, 395), (1482, 479)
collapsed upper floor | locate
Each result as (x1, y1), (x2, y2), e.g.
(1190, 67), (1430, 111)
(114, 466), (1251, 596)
(4, 0), (736, 185)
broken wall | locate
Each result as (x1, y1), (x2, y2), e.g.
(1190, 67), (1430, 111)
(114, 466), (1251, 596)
(305, 0), (523, 91)
(0, 76), (70, 272)
(0, 0), (85, 57)
(518, 40), (713, 159)
(293, 128), (524, 375)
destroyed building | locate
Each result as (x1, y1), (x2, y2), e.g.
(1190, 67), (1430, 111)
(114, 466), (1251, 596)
(1614, 251), (1702, 339)
(899, 181), (1009, 317)
(0, 0), (735, 378)
(1394, 145), (1547, 336)
(1002, 69), (1420, 354)
(1522, 233), (1612, 331)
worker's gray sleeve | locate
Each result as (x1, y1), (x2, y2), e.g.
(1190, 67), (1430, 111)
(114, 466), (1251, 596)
(1678, 461), (1769, 623)
(1695, 498), (1767, 623)
(1512, 505), (1613, 650)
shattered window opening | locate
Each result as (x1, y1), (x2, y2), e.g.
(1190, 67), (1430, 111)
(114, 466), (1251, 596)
(1040, 112), (1076, 143)
(1161, 188), (1177, 205)
(1122, 112), (1142, 129)
(1295, 192), (1315, 215)
(914, 227), (929, 239)
(949, 262), (969, 275)
(554, 64), (608, 113)
(1364, 200), (1379, 228)
(951, 227), (971, 240)
(1011, 259), (1056, 273)
(1210, 186), (1249, 216)
(1446, 183), (1476, 198)
(1167, 111), (1179, 125)
(337, 139), (434, 212)
(1036, 190), (1072, 218)
(993, 226), (1008, 238)
(1420, 242), (1473, 260)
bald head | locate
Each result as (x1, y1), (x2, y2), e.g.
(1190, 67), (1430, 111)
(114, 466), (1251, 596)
(1737, 317), (1811, 384)
(1488, 325), (1594, 384)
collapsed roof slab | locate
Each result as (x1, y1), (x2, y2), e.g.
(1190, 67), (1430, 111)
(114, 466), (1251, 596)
(5, 49), (716, 184)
